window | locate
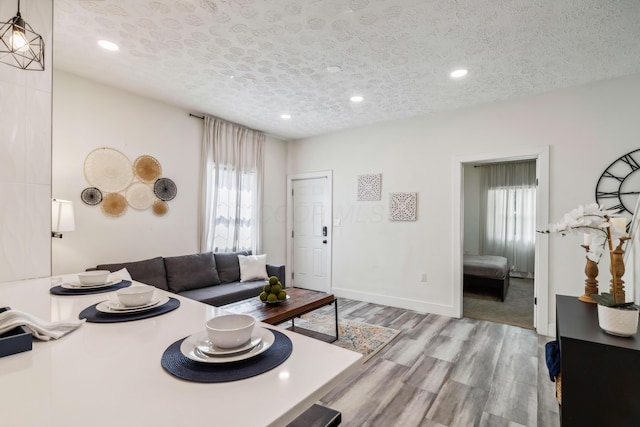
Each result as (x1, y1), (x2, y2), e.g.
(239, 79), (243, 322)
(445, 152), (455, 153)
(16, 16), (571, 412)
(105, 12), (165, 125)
(209, 166), (257, 252)
(200, 117), (264, 254)
(480, 161), (536, 277)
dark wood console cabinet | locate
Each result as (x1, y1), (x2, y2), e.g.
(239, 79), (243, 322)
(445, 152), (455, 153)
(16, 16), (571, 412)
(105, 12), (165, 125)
(556, 295), (640, 427)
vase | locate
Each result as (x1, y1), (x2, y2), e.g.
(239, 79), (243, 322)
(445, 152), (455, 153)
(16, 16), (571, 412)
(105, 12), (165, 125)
(597, 304), (639, 337)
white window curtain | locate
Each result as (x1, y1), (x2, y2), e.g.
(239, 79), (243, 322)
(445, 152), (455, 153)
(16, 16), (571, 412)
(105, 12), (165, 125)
(199, 116), (265, 254)
(479, 161), (536, 277)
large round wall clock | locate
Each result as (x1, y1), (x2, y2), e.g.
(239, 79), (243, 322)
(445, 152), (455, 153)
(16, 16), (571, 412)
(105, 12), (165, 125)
(595, 148), (640, 231)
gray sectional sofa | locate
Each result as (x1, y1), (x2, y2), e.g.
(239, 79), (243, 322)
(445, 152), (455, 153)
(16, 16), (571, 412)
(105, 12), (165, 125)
(88, 251), (285, 307)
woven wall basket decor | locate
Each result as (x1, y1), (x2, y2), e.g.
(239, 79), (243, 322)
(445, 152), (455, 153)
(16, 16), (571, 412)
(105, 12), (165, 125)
(152, 200), (169, 216)
(133, 155), (162, 183)
(126, 182), (156, 210)
(83, 148), (177, 217)
(80, 187), (103, 206)
(154, 178), (177, 201)
(84, 148), (133, 193)
(101, 193), (128, 217)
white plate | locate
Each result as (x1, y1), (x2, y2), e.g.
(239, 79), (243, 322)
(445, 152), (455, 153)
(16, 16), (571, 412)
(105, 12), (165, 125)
(180, 327), (275, 364)
(106, 298), (162, 311)
(196, 335), (263, 357)
(61, 280), (121, 290)
(96, 296), (170, 314)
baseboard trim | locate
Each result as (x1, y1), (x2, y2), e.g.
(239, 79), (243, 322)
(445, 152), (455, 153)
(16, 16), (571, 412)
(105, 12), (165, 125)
(332, 287), (457, 318)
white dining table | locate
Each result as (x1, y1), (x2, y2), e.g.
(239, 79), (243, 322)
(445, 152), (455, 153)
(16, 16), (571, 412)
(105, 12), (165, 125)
(0, 275), (362, 427)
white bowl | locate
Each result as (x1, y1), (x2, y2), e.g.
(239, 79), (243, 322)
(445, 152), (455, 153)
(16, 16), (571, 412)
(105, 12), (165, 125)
(116, 285), (155, 307)
(78, 270), (110, 285)
(206, 314), (255, 349)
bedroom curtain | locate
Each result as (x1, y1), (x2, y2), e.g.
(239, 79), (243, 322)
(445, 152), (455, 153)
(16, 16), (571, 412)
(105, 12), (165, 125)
(479, 160), (536, 277)
(199, 116), (265, 254)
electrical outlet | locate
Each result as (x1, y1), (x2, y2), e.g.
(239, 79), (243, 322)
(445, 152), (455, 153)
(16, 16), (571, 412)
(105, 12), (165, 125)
(420, 272), (427, 283)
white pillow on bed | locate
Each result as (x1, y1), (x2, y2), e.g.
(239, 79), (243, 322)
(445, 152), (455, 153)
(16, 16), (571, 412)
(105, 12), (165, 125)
(238, 254), (269, 282)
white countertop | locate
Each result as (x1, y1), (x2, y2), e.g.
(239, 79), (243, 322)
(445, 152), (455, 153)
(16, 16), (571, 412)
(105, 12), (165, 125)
(0, 275), (362, 427)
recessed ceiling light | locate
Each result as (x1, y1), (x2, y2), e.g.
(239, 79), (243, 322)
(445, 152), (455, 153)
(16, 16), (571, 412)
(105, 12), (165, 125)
(350, 95), (364, 103)
(281, 114), (291, 119)
(98, 40), (119, 51)
(326, 65), (342, 73)
(450, 68), (468, 78)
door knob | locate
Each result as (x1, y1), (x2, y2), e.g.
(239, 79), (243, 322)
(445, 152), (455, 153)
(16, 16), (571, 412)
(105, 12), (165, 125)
(322, 240), (327, 244)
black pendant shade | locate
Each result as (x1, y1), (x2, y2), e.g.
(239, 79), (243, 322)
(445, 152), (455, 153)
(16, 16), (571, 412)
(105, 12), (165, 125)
(0, 0), (44, 71)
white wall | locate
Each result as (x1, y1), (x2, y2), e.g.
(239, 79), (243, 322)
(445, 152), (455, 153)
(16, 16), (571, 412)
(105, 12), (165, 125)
(263, 137), (288, 265)
(52, 71), (287, 274)
(463, 164), (481, 255)
(0, 0), (53, 282)
(289, 73), (640, 329)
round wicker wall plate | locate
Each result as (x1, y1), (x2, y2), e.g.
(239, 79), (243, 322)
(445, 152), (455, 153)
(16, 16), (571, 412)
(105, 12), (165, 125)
(133, 155), (162, 183)
(152, 200), (169, 216)
(101, 193), (128, 217)
(126, 182), (155, 210)
(81, 187), (103, 206)
(154, 178), (177, 201)
(84, 148), (133, 193)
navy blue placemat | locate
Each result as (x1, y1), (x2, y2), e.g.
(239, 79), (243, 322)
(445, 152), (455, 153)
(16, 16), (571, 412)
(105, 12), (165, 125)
(50, 280), (131, 296)
(79, 297), (180, 323)
(161, 329), (292, 383)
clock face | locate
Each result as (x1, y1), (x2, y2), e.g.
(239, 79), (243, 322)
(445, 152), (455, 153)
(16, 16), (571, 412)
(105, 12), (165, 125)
(595, 148), (640, 228)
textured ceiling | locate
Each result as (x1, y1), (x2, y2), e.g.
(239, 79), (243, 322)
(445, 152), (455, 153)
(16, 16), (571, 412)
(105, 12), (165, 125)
(53, 0), (640, 140)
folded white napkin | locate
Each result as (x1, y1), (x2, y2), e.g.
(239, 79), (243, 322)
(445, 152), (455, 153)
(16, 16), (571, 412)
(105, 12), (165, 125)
(109, 267), (132, 282)
(0, 309), (85, 341)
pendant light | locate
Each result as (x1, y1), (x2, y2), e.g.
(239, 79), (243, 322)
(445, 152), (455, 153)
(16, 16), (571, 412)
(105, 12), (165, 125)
(0, 0), (45, 71)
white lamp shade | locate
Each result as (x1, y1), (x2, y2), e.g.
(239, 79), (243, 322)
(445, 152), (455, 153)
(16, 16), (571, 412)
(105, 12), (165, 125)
(52, 199), (75, 232)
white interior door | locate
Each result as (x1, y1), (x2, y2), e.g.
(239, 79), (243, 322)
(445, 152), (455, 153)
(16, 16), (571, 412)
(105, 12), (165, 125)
(290, 175), (331, 292)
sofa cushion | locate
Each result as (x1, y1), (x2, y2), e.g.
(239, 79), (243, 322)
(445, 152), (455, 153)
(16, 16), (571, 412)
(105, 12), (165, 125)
(164, 252), (221, 293)
(95, 257), (169, 291)
(214, 251), (249, 283)
(238, 254), (268, 282)
(178, 281), (265, 307)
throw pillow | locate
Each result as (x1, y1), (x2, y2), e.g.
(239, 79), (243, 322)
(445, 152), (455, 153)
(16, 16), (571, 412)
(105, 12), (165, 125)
(238, 254), (268, 282)
(164, 252), (221, 293)
(214, 251), (250, 283)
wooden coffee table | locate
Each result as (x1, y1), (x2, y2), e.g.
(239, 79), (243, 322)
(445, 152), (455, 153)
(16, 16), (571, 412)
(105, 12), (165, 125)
(221, 287), (338, 343)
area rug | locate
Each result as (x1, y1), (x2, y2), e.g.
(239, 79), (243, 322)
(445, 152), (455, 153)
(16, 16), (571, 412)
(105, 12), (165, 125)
(464, 277), (534, 329)
(283, 312), (400, 362)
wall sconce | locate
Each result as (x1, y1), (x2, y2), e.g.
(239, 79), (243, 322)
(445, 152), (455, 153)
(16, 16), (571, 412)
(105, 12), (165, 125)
(52, 199), (75, 238)
(0, 0), (45, 71)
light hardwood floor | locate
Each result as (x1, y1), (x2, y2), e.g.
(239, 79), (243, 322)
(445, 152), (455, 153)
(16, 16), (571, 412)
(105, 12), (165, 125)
(312, 298), (560, 427)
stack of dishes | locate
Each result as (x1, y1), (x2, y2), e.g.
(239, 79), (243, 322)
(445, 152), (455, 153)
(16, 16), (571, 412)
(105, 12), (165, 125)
(180, 328), (275, 363)
(97, 284), (168, 315)
(61, 270), (120, 290)
(96, 296), (170, 314)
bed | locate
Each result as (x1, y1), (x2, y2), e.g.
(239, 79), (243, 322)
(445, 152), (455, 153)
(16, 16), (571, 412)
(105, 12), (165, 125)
(463, 255), (510, 301)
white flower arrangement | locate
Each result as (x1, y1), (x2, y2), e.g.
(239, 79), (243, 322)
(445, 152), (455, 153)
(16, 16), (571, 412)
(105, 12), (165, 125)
(542, 203), (624, 263)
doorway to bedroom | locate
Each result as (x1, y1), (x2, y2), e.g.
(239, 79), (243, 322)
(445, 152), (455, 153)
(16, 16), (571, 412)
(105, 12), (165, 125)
(462, 160), (536, 329)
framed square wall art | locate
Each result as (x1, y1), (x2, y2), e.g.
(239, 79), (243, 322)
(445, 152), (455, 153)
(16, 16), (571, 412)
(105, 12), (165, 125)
(357, 173), (382, 201)
(389, 192), (417, 221)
